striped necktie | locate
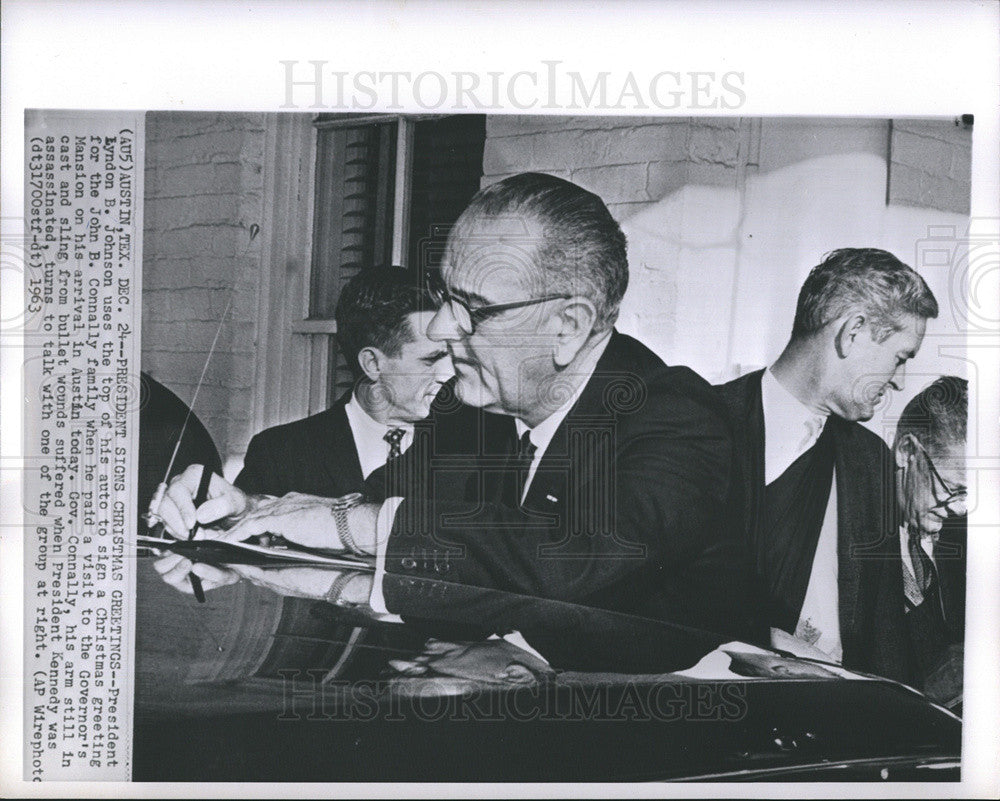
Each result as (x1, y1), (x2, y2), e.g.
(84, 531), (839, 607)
(904, 528), (937, 609)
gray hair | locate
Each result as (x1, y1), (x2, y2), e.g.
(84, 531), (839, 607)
(792, 248), (938, 342)
(895, 376), (968, 455)
(449, 172), (629, 332)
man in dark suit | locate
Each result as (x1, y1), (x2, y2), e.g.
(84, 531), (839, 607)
(894, 376), (967, 707)
(159, 173), (756, 672)
(154, 266), (459, 591)
(716, 248), (939, 682)
(232, 267), (463, 503)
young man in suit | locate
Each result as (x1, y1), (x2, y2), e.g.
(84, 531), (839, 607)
(232, 267), (458, 501)
(153, 266), (460, 592)
(716, 248), (939, 682)
(159, 172), (757, 672)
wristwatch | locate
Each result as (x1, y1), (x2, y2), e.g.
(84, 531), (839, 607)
(323, 570), (361, 607)
(331, 491), (366, 555)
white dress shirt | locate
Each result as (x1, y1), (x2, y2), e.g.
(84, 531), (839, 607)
(343, 393), (414, 479)
(761, 368), (842, 663)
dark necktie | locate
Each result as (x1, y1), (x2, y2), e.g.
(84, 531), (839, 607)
(906, 528), (937, 609)
(517, 429), (537, 466)
(499, 429), (536, 508)
(381, 428), (407, 500)
(384, 428), (405, 460)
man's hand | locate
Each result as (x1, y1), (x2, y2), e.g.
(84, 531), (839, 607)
(222, 493), (380, 553)
(388, 639), (555, 686)
(152, 551), (241, 596)
(155, 464), (250, 540)
(770, 627), (838, 662)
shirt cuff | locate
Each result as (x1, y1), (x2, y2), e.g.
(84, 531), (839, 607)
(488, 631), (550, 666)
(368, 496), (405, 622)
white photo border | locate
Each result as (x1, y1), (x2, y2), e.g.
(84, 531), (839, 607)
(2, 0), (998, 797)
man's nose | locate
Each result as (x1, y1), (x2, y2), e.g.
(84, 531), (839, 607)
(947, 494), (968, 519)
(427, 303), (463, 343)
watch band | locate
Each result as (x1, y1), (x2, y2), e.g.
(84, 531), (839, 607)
(331, 491), (366, 555)
(324, 570), (360, 607)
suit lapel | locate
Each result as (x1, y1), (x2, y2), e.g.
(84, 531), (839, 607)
(831, 418), (864, 643)
(522, 332), (627, 513)
(318, 393), (365, 496)
(742, 372), (767, 558)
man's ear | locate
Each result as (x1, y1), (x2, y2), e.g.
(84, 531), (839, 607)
(553, 298), (598, 367)
(357, 346), (382, 382)
(894, 431), (920, 468)
(834, 312), (867, 359)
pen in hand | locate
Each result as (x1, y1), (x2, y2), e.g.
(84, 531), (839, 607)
(186, 465), (215, 603)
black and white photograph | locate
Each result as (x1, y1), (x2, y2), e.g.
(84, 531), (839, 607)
(3, 1), (999, 796)
(127, 110), (974, 781)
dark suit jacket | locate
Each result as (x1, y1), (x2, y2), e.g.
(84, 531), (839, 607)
(233, 385), (489, 668)
(381, 331), (758, 670)
(716, 369), (915, 682)
(234, 387), (482, 502)
(235, 391), (365, 498)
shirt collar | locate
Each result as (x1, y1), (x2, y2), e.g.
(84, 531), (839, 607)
(345, 391), (415, 438)
(515, 331), (612, 453)
(763, 368), (828, 435)
(761, 367), (829, 483)
(344, 391), (415, 479)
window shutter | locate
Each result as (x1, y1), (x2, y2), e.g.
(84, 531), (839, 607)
(311, 120), (397, 396)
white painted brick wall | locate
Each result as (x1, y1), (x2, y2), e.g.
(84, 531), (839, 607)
(142, 112), (266, 462)
(890, 119), (972, 215)
(482, 117), (747, 221)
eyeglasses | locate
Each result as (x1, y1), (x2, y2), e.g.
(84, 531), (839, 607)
(426, 273), (570, 335)
(911, 437), (967, 515)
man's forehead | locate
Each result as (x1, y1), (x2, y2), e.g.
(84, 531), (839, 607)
(447, 215), (542, 261)
(930, 441), (967, 475)
(444, 214), (546, 292)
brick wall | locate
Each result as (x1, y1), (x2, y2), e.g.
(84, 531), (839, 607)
(889, 118), (972, 215)
(477, 115), (971, 444)
(142, 112), (266, 466)
(483, 116), (752, 222)
(482, 116), (758, 379)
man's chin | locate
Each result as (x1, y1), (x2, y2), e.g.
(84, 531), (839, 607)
(920, 515), (946, 535)
(453, 374), (493, 409)
(852, 401), (878, 422)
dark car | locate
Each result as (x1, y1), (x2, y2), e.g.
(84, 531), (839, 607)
(132, 558), (960, 782)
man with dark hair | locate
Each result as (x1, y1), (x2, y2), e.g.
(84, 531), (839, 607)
(155, 266), (457, 590)
(158, 172), (756, 672)
(718, 248), (939, 681)
(894, 376), (967, 707)
(237, 266), (454, 499)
